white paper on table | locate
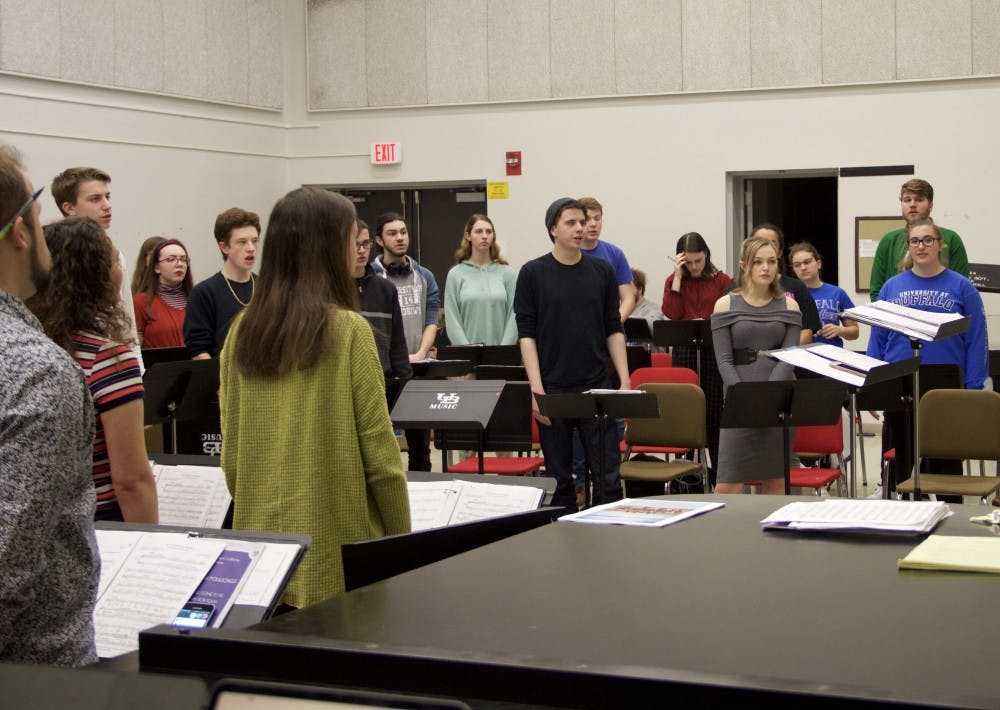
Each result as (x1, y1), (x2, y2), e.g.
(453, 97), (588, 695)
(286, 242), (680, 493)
(448, 480), (543, 525)
(761, 499), (951, 533)
(233, 542), (301, 607)
(95, 529), (145, 599)
(94, 534), (225, 658)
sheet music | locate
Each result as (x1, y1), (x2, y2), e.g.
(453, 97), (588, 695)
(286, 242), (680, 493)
(407, 481), (460, 531)
(94, 534), (225, 658)
(809, 344), (886, 371)
(152, 464), (232, 528)
(95, 529), (145, 599)
(448, 480), (544, 525)
(761, 499), (952, 533)
(233, 542), (301, 607)
(769, 348), (869, 387)
(843, 302), (964, 341)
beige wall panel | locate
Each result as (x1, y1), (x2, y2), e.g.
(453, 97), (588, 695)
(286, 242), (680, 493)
(366, 0), (427, 106)
(307, 0), (367, 109)
(682, 0), (751, 90)
(248, 0), (283, 108)
(205, 0), (251, 104)
(896, 0), (971, 79)
(614, 0), (682, 94)
(163, 0), (208, 99)
(114, 0), (163, 91)
(550, 0), (615, 97)
(427, 0), (488, 104)
(60, 0), (115, 83)
(821, 0), (894, 84)
(487, 0), (551, 101)
(973, 0), (1000, 75)
(0, 0), (61, 76)
(750, 0), (821, 87)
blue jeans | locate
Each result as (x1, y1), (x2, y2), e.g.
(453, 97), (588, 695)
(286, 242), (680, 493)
(572, 419), (625, 488)
(540, 399), (623, 510)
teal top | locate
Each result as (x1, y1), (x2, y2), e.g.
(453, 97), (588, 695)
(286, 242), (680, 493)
(444, 260), (518, 345)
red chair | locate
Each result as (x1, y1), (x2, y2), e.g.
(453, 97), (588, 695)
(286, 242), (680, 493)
(650, 352), (673, 367)
(620, 366), (700, 460)
(788, 416), (846, 495)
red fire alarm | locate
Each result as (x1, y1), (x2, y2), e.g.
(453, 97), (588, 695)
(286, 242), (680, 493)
(505, 151), (522, 176)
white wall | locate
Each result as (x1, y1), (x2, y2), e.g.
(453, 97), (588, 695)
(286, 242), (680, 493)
(285, 77), (1000, 345)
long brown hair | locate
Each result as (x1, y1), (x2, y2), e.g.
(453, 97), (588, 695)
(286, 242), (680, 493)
(232, 188), (358, 377)
(130, 235), (166, 294)
(453, 213), (508, 264)
(138, 238), (194, 319)
(34, 217), (134, 353)
(675, 232), (719, 279)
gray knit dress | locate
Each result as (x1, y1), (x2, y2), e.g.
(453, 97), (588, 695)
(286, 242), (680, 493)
(711, 295), (802, 484)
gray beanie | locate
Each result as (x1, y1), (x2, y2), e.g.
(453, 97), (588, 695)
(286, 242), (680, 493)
(545, 197), (577, 233)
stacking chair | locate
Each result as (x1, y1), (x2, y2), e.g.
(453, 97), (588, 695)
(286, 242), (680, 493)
(895, 389), (1000, 503)
(788, 416), (846, 496)
(438, 381), (545, 476)
(650, 352), (673, 368)
(620, 367), (700, 461)
(619, 383), (707, 497)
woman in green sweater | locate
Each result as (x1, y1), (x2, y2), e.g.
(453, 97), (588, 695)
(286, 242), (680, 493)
(444, 213), (517, 345)
(220, 188), (411, 609)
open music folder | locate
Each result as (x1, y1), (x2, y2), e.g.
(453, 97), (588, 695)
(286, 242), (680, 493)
(407, 479), (545, 531)
(843, 301), (969, 341)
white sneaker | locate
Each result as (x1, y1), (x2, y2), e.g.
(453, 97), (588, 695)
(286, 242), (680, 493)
(866, 485), (884, 500)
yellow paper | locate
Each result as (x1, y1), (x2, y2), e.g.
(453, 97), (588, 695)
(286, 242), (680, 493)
(898, 535), (1000, 573)
(487, 182), (509, 200)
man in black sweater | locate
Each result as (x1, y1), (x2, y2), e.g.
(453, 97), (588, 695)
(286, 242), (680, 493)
(514, 198), (630, 511)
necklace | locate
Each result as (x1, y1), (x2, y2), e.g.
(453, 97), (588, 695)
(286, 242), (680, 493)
(224, 273), (254, 306)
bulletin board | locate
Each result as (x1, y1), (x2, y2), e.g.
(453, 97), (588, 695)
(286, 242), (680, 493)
(855, 216), (905, 293)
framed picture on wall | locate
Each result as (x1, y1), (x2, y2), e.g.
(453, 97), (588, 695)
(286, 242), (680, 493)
(855, 216), (905, 293)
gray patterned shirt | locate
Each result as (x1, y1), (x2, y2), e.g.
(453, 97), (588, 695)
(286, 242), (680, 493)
(0, 291), (100, 666)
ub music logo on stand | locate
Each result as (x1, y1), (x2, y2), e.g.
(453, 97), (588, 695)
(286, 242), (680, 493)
(429, 393), (461, 411)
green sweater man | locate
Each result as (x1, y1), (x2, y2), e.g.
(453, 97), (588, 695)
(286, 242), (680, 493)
(869, 178), (969, 301)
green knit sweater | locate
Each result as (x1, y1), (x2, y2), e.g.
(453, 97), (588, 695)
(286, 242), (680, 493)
(220, 308), (411, 608)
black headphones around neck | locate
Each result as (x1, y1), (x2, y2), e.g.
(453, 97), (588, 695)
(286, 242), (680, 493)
(385, 259), (412, 276)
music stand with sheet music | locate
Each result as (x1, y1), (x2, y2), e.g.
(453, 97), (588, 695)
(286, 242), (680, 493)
(844, 303), (970, 497)
(410, 359), (474, 379)
(769, 345), (921, 497)
(143, 359), (220, 454)
(653, 320), (712, 384)
(720, 379), (847, 495)
(535, 391), (659, 508)
(391, 380), (505, 475)
(624, 317), (653, 343)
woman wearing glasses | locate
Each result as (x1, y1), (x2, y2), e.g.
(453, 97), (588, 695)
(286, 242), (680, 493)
(867, 218), (988, 496)
(132, 238), (193, 348)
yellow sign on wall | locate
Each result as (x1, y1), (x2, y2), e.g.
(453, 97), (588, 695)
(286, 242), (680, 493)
(487, 182), (509, 200)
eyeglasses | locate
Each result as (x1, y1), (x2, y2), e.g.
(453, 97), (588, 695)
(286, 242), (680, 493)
(907, 236), (939, 247)
(158, 255), (190, 265)
(355, 240), (372, 251)
(0, 186), (45, 241)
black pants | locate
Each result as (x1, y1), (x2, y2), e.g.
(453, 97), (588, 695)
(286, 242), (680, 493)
(404, 429), (432, 471)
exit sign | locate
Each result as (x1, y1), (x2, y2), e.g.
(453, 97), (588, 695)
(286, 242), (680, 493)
(370, 142), (401, 165)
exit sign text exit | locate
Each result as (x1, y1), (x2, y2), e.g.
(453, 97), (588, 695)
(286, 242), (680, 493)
(370, 142), (402, 165)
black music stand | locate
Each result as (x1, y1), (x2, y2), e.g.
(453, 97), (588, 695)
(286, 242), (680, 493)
(141, 346), (189, 367)
(434, 345), (484, 367)
(845, 304), (970, 496)
(653, 320), (712, 384)
(410, 359), (474, 378)
(535, 391), (659, 508)
(391, 380), (505, 475)
(474, 364), (527, 381)
(624, 318), (653, 343)
(143, 359), (220, 454)
(720, 379), (847, 494)
(482, 345), (522, 366)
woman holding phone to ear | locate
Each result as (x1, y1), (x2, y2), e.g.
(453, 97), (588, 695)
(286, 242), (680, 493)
(661, 232), (732, 489)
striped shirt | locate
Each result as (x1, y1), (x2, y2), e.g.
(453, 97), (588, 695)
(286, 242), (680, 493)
(72, 333), (145, 519)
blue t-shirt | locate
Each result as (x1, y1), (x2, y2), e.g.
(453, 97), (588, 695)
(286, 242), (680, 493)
(866, 269), (988, 389)
(581, 240), (632, 286)
(808, 282), (856, 347)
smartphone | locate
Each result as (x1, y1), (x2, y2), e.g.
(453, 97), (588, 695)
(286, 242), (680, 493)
(173, 602), (216, 629)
